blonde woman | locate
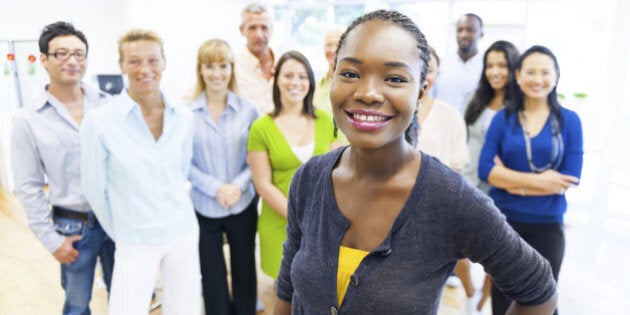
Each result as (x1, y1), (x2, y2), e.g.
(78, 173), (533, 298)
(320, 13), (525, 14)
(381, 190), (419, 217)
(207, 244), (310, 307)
(189, 39), (259, 315)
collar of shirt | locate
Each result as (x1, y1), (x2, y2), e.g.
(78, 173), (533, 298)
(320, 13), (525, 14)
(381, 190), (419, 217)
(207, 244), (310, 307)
(119, 88), (176, 115)
(191, 91), (241, 131)
(240, 46), (275, 75)
(34, 83), (103, 111)
(33, 83), (105, 129)
(189, 90), (241, 113)
(456, 50), (484, 67)
(116, 89), (180, 145)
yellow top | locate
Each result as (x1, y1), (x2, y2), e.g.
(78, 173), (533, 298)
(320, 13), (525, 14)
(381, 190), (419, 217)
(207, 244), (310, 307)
(337, 245), (369, 306)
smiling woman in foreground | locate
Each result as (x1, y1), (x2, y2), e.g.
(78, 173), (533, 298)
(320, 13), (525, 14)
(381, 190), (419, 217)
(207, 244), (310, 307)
(273, 10), (558, 315)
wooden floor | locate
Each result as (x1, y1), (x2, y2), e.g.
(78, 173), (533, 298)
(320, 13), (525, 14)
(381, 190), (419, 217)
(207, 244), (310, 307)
(0, 188), (102, 314)
(0, 188), (483, 314)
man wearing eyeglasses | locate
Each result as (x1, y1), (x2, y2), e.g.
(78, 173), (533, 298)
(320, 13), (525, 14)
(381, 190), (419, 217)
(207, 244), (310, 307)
(10, 21), (115, 314)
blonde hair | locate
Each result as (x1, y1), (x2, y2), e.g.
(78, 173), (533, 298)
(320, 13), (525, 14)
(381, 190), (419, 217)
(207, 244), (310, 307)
(193, 39), (238, 98)
(117, 28), (164, 62)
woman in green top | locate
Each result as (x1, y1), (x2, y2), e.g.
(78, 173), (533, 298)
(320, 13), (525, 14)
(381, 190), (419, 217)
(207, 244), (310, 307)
(248, 51), (336, 279)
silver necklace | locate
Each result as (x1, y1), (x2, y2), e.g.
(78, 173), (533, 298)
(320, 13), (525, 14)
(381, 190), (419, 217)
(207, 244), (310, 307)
(519, 111), (564, 173)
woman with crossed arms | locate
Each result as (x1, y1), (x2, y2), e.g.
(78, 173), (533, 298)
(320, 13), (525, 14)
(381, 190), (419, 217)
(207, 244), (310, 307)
(479, 45), (583, 315)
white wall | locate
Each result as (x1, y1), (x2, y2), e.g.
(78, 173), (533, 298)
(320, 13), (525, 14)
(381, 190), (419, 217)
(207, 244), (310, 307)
(1, 0), (628, 106)
(122, 0), (249, 100)
(0, 0), (126, 83)
(0, 0), (259, 100)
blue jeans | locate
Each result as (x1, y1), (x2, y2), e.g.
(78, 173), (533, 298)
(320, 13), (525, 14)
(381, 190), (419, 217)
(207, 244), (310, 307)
(54, 212), (115, 315)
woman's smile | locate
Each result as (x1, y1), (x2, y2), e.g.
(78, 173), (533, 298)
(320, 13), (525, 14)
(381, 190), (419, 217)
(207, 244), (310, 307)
(344, 109), (394, 131)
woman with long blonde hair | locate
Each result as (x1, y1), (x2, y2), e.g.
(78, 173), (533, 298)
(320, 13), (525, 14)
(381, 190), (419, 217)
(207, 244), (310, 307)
(189, 39), (260, 315)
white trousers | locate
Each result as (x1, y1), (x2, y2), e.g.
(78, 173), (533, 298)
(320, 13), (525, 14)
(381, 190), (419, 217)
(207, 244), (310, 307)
(108, 226), (201, 315)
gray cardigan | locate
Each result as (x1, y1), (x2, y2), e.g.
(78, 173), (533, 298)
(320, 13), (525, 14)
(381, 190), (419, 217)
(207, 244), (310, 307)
(277, 147), (555, 314)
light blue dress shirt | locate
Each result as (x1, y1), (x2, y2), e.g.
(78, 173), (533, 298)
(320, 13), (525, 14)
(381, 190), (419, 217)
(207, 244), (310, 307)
(11, 84), (109, 252)
(80, 90), (196, 245)
(189, 91), (259, 218)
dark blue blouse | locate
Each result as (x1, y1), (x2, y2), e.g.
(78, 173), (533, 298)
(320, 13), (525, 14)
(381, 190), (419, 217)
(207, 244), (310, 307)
(479, 107), (584, 223)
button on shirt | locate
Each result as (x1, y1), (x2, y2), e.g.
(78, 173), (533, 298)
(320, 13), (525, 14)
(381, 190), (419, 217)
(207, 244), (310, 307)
(234, 47), (275, 115)
(10, 84), (109, 252)
(434, 51), (484, 114)
(189, 91), (259, 218)
(80, 90), (196, 245)
(277, 149), (557, 314)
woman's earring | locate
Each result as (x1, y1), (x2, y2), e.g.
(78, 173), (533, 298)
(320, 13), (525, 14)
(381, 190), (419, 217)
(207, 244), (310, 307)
(333, 119), (338, 138)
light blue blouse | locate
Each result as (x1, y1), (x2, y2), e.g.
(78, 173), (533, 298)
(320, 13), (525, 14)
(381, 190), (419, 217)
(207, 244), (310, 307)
(188, 91), (259, 218)
(80, 90), (196, 245)
(11, 84), (109, 252)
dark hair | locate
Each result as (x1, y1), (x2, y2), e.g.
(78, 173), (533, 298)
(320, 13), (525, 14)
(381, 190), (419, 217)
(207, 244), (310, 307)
(39, 21), (88, 55)
(404, 112), (419, 147)
(335, 10), (431, 85)
(271, 50), (316, 118)
(464, 40), (519, 126)
(461, 13), (484, 30)
(506, 45), (563, 128)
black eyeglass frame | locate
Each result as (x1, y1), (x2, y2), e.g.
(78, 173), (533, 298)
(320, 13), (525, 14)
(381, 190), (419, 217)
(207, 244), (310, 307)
(46, 50), (87, 61)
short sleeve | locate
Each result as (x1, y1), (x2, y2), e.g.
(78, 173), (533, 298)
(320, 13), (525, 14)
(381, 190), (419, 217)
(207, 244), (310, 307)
(247, 116), (269, 152)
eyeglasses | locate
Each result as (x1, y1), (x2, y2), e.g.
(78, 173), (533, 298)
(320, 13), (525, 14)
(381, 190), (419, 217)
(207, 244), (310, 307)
(47, 50), (87, 61)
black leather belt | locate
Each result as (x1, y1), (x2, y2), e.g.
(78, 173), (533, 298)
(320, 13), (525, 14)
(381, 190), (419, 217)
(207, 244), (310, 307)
(52, 205), (91, 222)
